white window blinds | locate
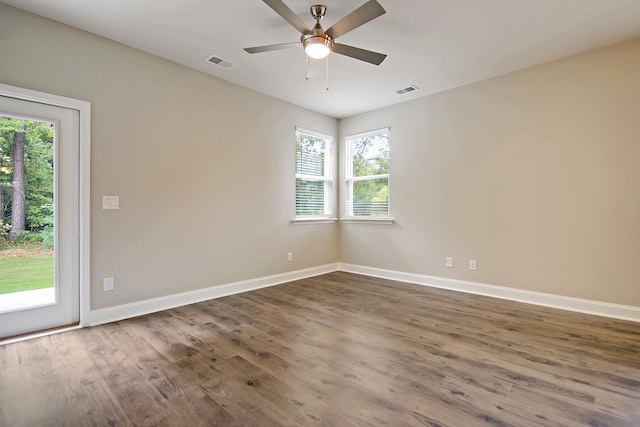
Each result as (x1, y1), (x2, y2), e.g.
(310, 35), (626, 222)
(296, 128), (333, 217)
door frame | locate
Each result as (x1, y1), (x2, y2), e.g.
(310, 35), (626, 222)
(0, 83), (91, 332)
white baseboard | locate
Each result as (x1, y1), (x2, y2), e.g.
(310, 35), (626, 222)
(85, 263), (339, 326)
(338, 263), (640, 323)
(85, 261), (640, 327)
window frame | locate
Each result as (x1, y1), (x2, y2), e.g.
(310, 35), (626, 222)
(343, 127), (392, 223)
(294, 127), (336, 223)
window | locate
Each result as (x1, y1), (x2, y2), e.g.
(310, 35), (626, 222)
(345, 128), (390, 218)
(295, 128), (334, 219)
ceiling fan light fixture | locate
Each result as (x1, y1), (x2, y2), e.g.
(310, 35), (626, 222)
(302, 33), (333, 59)
(304, 38), (331, 59)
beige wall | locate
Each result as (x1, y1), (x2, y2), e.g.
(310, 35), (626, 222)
(0, 4), (338, 310)
(339, 39), (640, 306)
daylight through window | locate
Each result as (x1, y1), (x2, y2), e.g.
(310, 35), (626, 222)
(345, 128), (390, 218)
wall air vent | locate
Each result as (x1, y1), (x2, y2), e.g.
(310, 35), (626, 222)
(205, 55), (234, 69)
(395, 85), (419, 95)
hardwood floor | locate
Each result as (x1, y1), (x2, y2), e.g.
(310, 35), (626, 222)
(1, 271), (639, 426)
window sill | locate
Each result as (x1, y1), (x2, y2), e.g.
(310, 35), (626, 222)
(340, 217), (395, 225)
(292, 217), (339, 224)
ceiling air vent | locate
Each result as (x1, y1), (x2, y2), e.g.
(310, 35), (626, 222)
(396, 85), (419, 95)
(205, 55), (234, 69)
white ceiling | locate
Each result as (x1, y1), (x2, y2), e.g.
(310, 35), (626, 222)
(3, 0), (640, 118)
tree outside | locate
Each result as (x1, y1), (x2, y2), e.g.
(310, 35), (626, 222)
(350, 133), (389, 216)
(0, 116), (55, 295)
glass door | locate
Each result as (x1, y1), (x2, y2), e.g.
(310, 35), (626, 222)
(0, 95), (80, 339)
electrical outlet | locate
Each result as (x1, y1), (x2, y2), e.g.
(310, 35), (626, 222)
(287, 252), (293, 262)
(469, 260), (477, 271)
(445, 257), (453, 268)
(103, 277), (114, 291)
(102, 196), (119, 210)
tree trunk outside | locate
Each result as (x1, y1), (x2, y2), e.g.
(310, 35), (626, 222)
(9, 131), (25, 241)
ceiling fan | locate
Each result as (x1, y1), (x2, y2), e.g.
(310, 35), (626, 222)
(244, 0), (387, 66)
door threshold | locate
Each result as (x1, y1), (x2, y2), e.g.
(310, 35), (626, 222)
(0, 322), (81, 346)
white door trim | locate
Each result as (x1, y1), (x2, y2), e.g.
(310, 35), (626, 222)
(0, 83), (91, 328)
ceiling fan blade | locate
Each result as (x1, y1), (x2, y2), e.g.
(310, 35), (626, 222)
(244, 42), (300, 54)
(262, 0), (310, 34)
(332, 43), (387, 65)
(326, 0), (386, 39)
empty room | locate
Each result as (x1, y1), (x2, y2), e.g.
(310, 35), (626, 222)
(1, 1), (639, 426)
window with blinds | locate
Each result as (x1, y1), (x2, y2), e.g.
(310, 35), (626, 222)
(295, 128), (334, 218)
(345, 128), (390, 217)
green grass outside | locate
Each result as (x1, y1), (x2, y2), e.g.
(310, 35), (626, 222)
(0, 256), (54, 294)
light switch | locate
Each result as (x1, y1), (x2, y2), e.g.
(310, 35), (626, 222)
(103, 277), (114, 291)
(103, 196), (119, 210)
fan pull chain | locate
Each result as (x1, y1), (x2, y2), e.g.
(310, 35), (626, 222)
(305, 55), (310, 80)
(325, 55), (330, 91)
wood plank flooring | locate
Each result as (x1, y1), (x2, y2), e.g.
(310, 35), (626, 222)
(1, 271), (639, 426)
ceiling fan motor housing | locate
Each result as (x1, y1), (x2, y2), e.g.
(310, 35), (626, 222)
(301, 24), (333, 52)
